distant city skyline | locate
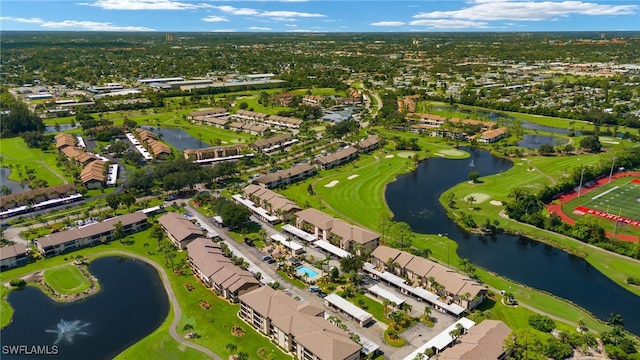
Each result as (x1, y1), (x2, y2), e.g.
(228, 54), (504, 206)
(1, 0), (639, 33)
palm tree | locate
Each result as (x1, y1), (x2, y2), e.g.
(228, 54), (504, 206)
(449, 323), (464, 342)
(225, 343), (237, 355)
(236, 352), (249, 360)
(467, 195), (476, 208)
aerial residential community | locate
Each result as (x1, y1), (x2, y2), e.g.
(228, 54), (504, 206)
(1, 3), (640, 359)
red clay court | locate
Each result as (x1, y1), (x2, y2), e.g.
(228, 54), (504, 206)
(547, 171), (640, 242)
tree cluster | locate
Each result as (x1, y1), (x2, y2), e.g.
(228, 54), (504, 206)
(0, 88), (45, 138)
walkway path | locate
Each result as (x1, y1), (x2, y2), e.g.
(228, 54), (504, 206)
(526, 159), (556, 185)
(38, 160), (68, 184)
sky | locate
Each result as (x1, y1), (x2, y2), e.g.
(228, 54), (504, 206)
(1, 0), (639, 32)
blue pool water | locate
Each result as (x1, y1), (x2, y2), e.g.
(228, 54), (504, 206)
(297, 266), (319, 278)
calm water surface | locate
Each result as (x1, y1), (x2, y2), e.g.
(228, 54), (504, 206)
(142, 126), (209, 150)
(0, 256), (169, 360)
(385, 147), (640, 335)
(0, 167), (30, 194)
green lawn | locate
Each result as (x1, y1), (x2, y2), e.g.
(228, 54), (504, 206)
(277, 270), (307, 289)
(0, 137), (68, 186)
(527, 154), (602, 180)
(43, 264), (91, 295)
(0, 286), (13, 329)
(281, 150), (415, 230)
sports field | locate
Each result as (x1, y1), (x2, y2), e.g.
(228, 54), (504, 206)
(565, 178), (640, 226)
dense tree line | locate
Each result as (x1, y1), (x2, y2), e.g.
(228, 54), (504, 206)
(0, 88), (45, 137)
(125, 158), (239, 194)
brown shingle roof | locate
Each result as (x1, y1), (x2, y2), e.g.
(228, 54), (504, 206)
(296, 208), (380, 245)
(55, 133), (76, 149)
(256, 163), (316, 185)
(315, 147), (358, 166)
(0, 243), (28, 261)
(372, 246), (486, 298)
(239, 287), (360, 360)
(438, 320), (511, 360)
(158, 212), (203, 242)
(80, 160), (106, 184)
(37, 213), (147, 248)
(189, 108), (228, 117)
(147, 139), (172, 156)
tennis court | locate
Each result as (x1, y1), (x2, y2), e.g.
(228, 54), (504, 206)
(573, 179), (640, 226)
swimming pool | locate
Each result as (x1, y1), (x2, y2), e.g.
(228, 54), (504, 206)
(297, 265), (319, 278)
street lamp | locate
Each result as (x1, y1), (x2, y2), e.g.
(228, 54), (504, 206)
(577, 168), (586, 197)
(608, 156), (616, 183)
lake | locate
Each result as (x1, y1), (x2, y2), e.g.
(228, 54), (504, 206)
(0, 167), (30, 194)
(141, 126), (209, 150)
(0, 256), (169, 360)
(385, 147), (640, 335)
(518, 134), (566, 149)
(44, 124), (79, 134)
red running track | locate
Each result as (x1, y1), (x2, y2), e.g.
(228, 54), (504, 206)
(546, 171), (640, 242)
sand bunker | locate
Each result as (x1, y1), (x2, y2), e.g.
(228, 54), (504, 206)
(324, 180), (339, 188)
(385, 155), (395, 158)
(464, 193), (490, 204)
(490, 200), (503, 206)
(397, 152), (415, 159)
(347, 175), (359, 180)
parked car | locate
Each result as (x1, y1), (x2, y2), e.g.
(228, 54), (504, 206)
(316, 291), (327, 298)
(267, 258), (276, 264)
(261, 255), (271, 261)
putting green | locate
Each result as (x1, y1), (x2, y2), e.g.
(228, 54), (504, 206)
(437, 149), (467, 157)
(463, 193), (490, 204)
(397, 151), (415, 159)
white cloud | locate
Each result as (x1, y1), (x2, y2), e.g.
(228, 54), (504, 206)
(202, 16), (229, 22)
(213, 5), (324, 19)
(81, 0), (211, 10)
(248, 26), (271, 30)
(370, 21), (405, 26)
(210, 29), (236, 32)
(40, 20), (153, 31)
(261, 10), (324, 18)
(413, 0), (637, 21)
(409, 19), (489, 29)
(213, 5), (259, 15)
(285, 24), (297, 27)
(286, 29), (313, 32)
(0, 16), (44, 24)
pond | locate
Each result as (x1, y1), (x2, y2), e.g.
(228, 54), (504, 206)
(0, 167), (30, 194)
(44, 124), (79, 134)
(141, 126), (209, 150)
(385, 147), (640, 336)
(0, 256), (169, 360)
(518, 134), (566, 149)
(433, 105), (583, 136)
